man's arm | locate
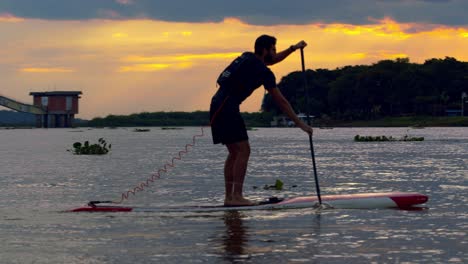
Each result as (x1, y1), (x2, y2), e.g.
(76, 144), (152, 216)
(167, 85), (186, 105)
(268, 87), (313, 135)
(268, 40), (308, 65)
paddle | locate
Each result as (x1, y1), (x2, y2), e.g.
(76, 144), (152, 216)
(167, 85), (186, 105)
(300, 48), (322, 204)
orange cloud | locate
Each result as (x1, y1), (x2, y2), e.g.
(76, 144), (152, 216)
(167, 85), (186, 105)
(322, 17), (414, 39)
(20, 67), (74, 73)
(122, 53), (240, 62)
(118, 52), (240, 72)
(118, 63), (170, 72)
(457, 29), (468, 38)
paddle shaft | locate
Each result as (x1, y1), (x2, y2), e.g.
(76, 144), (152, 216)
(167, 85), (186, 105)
(300, 48), (322, 204)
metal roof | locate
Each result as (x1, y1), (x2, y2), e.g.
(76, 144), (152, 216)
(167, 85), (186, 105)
(29, 91), (82, 96)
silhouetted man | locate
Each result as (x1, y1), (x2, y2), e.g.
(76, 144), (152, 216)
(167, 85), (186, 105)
(210, 35), (313, 206)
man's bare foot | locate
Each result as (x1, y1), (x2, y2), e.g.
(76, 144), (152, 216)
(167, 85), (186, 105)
(224, 196), (256, 207)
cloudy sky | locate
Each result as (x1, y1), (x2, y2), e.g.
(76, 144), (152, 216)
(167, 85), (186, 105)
(1, 0), (467, 118)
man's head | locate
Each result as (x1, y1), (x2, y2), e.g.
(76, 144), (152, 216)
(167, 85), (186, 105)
(255, 35), (276, 64)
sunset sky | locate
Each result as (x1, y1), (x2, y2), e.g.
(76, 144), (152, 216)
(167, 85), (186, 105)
(0, 0), (467, 119)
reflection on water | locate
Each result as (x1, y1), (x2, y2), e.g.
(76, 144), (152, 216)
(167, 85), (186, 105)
(0, 127), (466, 263)
(216, 210), (330, 263)
(222, 211), (249, 261)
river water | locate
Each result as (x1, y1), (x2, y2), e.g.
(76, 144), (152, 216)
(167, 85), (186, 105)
(0, 127), (466, 263)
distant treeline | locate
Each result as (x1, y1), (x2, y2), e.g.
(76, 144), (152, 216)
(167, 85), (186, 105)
(88, 111), (274, 127)
(262, 57), (468, 120)
(87, 57), (467, 127)
(3, 57), (467, 127)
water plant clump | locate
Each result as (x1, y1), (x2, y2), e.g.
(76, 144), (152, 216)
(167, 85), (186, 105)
(252, 179), (284, 190)
(264, 179), (284, 190)
(134, 128), (150, 132)
(68, 138), (111, 155)
(354, 135), (424, 142)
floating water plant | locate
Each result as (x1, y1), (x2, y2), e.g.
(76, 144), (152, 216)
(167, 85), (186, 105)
(354, 135), (424, 142)
(400, 135), (425, 141)
(253, 179), (284, 190)
(134, 128), (150, 132)
(253, 179), (298, 191)
(68, 138), (111, 155)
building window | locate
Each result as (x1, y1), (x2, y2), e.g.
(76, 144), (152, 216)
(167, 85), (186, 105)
(41, 96), (48, 106)
(66, 96), (72, 111)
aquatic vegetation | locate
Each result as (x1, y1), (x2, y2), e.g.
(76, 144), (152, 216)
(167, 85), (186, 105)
(354, 135), (424, 142)
(134, 128), (150, 132)
(400, 134), (425, 141)
(253, 179), (299, 191)
(252, 179), (285, 190)
(68, 138), (111, 155)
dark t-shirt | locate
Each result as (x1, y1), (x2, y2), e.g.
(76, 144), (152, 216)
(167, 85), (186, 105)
(215, 52), (276, 104)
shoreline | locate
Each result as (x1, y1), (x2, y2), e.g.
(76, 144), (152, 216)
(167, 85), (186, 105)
(320, 116), (468, 128)
(1, 115), (467, 128)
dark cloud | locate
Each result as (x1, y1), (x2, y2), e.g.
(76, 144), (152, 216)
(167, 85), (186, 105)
(0, 0), (466, 26)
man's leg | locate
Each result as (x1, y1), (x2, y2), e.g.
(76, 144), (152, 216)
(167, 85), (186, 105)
(224, 148), (236, 202)
(225, 140), (253, 206)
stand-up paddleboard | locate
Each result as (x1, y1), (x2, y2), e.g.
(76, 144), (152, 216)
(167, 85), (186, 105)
(69, 192), (428, 212)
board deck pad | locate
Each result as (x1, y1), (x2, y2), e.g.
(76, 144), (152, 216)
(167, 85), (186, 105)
(69, 192), (428, 213)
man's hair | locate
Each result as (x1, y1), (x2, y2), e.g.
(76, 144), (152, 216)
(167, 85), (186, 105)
(254, 35), (276, 55)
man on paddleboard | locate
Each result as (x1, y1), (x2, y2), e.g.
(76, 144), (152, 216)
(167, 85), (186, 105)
(210, 35), (313, 206)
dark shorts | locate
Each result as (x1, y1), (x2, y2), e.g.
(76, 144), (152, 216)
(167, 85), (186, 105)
(209, 96), (248, 145)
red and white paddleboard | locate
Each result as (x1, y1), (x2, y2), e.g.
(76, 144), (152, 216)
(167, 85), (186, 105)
(69, 192), (428, 212)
